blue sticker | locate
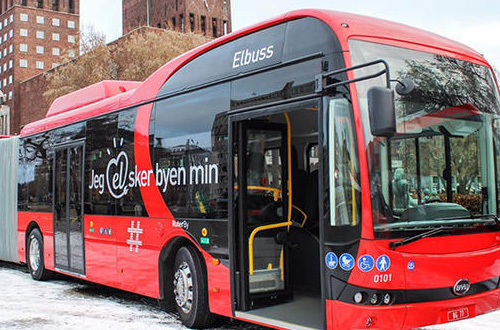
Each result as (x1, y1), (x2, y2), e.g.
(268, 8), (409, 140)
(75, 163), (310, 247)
(408, 260), (415, 271)
(339, 253), (355, 271)
(376, 255), (391, 272)
(100, 227), (104, 235)
(325, 252), (338, 270)
(357, 255), (375, 272)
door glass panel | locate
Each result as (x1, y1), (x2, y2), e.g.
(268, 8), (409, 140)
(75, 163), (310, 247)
(328, 99), (361, 228)
(54, 149), (68, 269)
(246, 128), (286, 294)
(68, 145), (84, 272)
(54, 144), (85, 274)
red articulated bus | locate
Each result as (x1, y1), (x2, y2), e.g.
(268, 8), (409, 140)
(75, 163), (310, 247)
(3, 9), (500, 330)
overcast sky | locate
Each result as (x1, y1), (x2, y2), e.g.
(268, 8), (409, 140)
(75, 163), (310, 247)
(80, 0), (500, 71)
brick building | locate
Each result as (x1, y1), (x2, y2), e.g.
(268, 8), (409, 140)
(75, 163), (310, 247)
(0, 0), (79, 134)
(123, 0), (231, 38)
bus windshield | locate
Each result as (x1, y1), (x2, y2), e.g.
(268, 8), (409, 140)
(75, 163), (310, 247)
(349, 40), (500, 238)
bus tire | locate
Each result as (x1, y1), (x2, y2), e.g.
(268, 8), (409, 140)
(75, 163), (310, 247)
(27, 228), (52, 281)
(173, 245), (214, 329)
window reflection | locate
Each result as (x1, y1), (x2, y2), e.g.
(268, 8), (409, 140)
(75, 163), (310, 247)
(152, 84), (229, 219)
(350, 40), (500, 237)
(19, 133), (52, 212)
(85, 109), (147, 216)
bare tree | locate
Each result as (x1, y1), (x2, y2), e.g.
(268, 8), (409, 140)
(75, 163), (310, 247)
(43, 27), (210, 104)
(43, 26), (112, 104)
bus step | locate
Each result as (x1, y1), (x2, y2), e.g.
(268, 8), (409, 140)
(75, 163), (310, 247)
(249, 269), (284, 293)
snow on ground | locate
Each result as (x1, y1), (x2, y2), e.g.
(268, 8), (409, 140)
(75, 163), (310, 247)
(0, 262), (258, 330)
(418, 311), (500, 330)
(0, 262), (499, 330)
(0, 263), (186, 330)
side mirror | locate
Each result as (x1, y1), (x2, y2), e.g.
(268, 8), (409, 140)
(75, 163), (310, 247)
(368, 87), (396, 137)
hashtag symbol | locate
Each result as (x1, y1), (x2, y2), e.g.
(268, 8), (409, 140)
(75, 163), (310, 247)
(127, 220), (143, 252)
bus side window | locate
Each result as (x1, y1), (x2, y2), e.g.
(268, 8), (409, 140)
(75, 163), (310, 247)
(23, 133), (52, 213)
(152, 84), (230, 219)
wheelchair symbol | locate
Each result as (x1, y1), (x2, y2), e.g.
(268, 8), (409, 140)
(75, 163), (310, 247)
(358, 255), (374, 272)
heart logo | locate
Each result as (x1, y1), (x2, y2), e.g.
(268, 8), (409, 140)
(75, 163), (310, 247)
(106, 150), (129, 199)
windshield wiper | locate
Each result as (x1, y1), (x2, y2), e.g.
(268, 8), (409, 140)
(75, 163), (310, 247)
(389, 226), (452, 250)
(471, 214), (500, 228)
(419, 214), (500, 228)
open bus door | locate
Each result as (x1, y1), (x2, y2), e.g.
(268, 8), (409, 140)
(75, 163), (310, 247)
(232, 119), (292, 311)
(230, 101), (325, 330)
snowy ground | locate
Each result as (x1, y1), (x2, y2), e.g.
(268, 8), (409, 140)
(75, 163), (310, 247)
(0, 262), (257, 330)
(0, 262), (499, 330)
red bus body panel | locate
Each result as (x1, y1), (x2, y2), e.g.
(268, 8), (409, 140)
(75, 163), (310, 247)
(18, 212), (54, 268)
(327, 289), (500, 330)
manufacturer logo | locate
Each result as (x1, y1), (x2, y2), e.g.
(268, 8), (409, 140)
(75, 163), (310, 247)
(453, 279), (471, 296)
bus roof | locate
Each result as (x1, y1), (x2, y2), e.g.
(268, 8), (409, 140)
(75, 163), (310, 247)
(45, 80), (142, 118)
(20, 9), (487, 137)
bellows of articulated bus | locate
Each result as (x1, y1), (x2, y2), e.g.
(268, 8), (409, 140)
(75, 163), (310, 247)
(0, 136), (19, 263)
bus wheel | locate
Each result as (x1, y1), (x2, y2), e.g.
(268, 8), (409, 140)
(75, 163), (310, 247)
(27, 229), (52, 281)
(173, 246), (214, 328)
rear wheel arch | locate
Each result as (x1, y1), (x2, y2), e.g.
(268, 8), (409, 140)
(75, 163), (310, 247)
(158, 237), (197, 306)
(26, 227), (53, 281)
(25, 221), (41, 262)
(158, 237), (214, 328)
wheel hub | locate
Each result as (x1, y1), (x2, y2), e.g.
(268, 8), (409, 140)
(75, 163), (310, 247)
(29, 237), (41, 272)
(173, 261), (194, 314)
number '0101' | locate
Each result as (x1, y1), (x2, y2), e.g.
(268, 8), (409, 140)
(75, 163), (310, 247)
(374, 273), (392, 283)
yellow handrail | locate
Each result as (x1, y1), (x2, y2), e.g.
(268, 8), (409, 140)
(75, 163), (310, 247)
(247, 186), (282, 202)
(284, 112), (293, 229)
(248, 221), (292, 275)
(246, 112), (293, 280)
(233, 185), (282, 202)
(292, 205), (308, 228)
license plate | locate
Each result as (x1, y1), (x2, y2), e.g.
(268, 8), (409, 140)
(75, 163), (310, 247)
(447, 307), (470, 322)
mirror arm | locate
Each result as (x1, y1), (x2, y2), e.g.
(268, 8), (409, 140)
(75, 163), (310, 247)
(316, 59), (391, 93)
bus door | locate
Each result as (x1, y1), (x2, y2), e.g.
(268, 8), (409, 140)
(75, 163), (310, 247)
(233, 120), (292, 311)
(53, 142), (85, 275)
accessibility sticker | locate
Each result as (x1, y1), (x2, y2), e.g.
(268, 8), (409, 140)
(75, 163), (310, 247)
(376, 255), (391, 272)
(325, 252), (338, 270)
(339, 253), (355, 271)
(357, 255), (375, 272)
